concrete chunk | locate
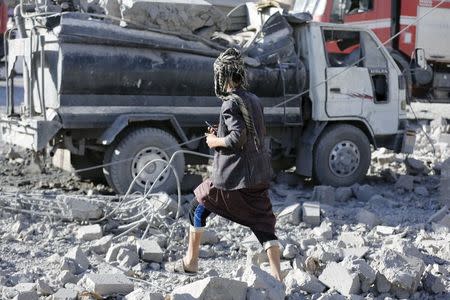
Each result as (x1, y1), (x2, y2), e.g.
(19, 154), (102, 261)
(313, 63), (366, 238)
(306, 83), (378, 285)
(64, 246), (90, 274)
(106, 242), (137, 263)
(52, 288), (78, 300)
(58, 195), (103, 220)
(125, 288), (164, 300)
(120, 0), (226, 38)
(371, 249), (425, 298)
(339, 232), (365, 247)
(284, 269), (326, 294)
(11, 283), (38, 300)
(342, 257), (376, 292)
(354, 184), (377, 202)
(84, 273), (134, 297)
(241, 265), (285, 300)
(200, 230), (219, 245)
(278, 203), (302, 225)
(335, 187), (353, 202)
(302, 201), (320, 226)
(137, 239), (164, 263)
(76, 224), (103, 241)
(171, 277), (247, 300)
(318, 262), (360, 296)
(311, 186), (335, 205)
(356, 208), (381, 229)
(90, 235), (114, 254)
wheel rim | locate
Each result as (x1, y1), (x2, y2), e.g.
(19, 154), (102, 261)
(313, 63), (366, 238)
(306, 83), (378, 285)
(328, 140), (360, 177)
(131, 147), (170, 190)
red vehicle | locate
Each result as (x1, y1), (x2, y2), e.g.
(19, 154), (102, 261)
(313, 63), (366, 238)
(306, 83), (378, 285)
(293, 0), (450, 101)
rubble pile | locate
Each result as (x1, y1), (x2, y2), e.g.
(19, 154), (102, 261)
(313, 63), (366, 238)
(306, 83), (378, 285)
(1, 118), (450, 299)
(81, 0), (228, 37)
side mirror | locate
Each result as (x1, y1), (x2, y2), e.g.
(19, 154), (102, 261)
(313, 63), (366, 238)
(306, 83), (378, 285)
(415, 48), (427, 69)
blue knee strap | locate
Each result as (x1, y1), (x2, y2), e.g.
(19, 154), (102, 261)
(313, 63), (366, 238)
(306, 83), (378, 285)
(194, 204), (206, 228)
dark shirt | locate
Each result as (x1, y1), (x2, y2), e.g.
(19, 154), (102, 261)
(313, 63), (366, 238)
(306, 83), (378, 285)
(212, 88), (273, 190)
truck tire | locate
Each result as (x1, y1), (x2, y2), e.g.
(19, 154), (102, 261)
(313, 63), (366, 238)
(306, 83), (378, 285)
(313, 124), (371, 187)
(103, 127), (185, 195)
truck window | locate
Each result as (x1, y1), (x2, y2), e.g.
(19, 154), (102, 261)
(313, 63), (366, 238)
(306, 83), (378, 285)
(360, 31), (388, 102)
(323, 29), (361, 67)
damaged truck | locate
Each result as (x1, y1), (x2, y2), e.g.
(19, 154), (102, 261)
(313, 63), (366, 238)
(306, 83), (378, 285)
(0, 1), (416, 194)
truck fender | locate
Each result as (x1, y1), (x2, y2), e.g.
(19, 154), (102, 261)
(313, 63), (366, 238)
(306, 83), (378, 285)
(98, 114), (189, 146)
(295, 120), (376, 177)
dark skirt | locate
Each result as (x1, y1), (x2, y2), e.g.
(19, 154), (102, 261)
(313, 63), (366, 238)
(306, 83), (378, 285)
(194, 179), (276, 234)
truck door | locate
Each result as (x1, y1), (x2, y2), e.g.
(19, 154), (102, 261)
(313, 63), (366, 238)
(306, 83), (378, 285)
(323, 29), (370, 117)
(323, 28), (398, 133)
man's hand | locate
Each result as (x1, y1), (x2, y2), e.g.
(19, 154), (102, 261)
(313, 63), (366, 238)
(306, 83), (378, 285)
(206, 133), (226, 149)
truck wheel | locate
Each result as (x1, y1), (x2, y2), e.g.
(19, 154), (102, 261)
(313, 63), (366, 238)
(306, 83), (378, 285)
(103, 127), (185, 195)
(313, 124), (371, 186)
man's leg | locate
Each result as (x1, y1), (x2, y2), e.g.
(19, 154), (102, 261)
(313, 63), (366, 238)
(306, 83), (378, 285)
(185, 199), (211, 272)
(253, 229), (282, 281)
(265, 241), (282, 282)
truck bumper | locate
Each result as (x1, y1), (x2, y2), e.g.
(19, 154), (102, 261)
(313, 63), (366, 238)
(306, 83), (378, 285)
(0, 117), (62, 151)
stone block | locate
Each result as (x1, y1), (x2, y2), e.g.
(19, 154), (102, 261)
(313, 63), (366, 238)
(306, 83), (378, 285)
(405, 157), (426, 175)
(342, 247), (369, 259)
(84, 273), (134, 297)
(278, 203), (301, 225)
(356, 208), (380, 229)
(91, 235), (114, 254)
(318, 262), (360, 296)
(76, 224), (103, 241)
(200, 230), (219, 245)
(58, 271), (79, 285)
(312, 221), (333, 240)
(64, 246), (90, 274)
(120, 0), (227, 38)
(11, 283), (38, 300)
(284, 269), (326, 294)
(374, 225), (396, 236)
(125, 288), (164, 300)
(241, 265), (285, 300)
(58, 195), (103, 221)
(335, 187), (353, 202)
(118, 248), (140, 269)
(339, 232), (365, 247)
(354, 184), (377, 202)
(311, 186), (335, 205)
(375, 272), (391, 293)
(137, 239), (164, 263)
(302, 202), (320, 226)
(52, 288), (78, 300)
(371, 249), (425, 298)
(428, 205), (449, 223)
(171, 277), (247, 300)
(36, 279), (53, 296)
(106, 242), (137, 262)
(282, 244), (298, 259)
(341, 257), (376, 292)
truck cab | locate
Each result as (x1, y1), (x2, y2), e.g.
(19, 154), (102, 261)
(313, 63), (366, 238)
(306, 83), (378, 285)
(0, 3), (414, 193)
